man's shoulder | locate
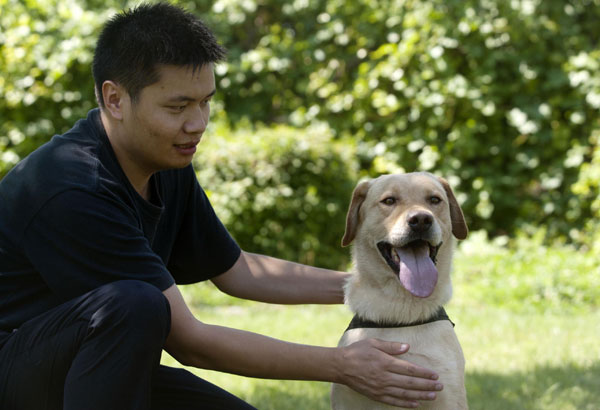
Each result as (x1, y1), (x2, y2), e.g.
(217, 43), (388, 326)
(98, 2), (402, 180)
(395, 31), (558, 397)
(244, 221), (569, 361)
(0, 110), (109, 236)
(3, 116), (102, 189)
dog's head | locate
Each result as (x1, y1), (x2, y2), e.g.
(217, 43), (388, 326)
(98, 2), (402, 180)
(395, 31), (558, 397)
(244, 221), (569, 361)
(342, 172), (468, 300)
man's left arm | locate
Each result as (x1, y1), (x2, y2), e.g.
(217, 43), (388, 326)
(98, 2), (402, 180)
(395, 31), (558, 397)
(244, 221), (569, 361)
(211, 251), (349, 304)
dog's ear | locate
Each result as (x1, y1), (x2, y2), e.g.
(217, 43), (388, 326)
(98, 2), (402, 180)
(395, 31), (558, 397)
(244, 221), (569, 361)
(342, 180), (371, 247)
(438, 177), (468, 240)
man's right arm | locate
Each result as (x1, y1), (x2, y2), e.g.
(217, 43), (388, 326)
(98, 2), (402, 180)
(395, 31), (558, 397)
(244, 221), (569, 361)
(162, 284), (442, 408)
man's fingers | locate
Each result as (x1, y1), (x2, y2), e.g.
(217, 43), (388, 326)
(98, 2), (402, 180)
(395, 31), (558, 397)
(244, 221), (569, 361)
(372, 338), (440, 382)
(374, 339), (410, 355)
(392, 373), (444, 393)
(390, 359), (440, 384)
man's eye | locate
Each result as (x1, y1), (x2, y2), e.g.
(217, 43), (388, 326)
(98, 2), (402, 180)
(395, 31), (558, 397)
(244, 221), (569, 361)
(381, 197), (396, 206)
(429, 196), (442, 204)
(169, 105), (186, 112)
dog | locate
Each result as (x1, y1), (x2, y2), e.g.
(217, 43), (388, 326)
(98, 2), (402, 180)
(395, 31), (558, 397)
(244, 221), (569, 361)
(331, 172), (469, 410)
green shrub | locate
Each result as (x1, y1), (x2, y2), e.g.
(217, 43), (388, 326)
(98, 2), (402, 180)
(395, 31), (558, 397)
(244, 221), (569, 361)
(195, 122), (358, 270)
(571, 129), (600, 252)
(2, 0), (600, 243)
(206, 0), (600, 239)
(0, 0), (117, 177)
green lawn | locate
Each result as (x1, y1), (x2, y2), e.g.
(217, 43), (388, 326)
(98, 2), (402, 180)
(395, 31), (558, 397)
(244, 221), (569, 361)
(162, 232), (600, 409)
(456, 307), (599, 410)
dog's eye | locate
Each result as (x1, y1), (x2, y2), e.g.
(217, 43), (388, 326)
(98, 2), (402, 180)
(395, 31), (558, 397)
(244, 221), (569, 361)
(429, 196), (442, 205)
(381, 197), (396, 206)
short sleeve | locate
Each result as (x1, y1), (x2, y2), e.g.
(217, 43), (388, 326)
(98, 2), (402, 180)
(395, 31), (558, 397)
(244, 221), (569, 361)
(166, 176), (241, 284)
(21, 189), (175, 301)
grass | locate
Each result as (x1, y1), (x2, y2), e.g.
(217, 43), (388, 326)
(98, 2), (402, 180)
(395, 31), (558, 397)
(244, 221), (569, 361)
(161, 231), (600, 409)
(456, 307), (600, 410)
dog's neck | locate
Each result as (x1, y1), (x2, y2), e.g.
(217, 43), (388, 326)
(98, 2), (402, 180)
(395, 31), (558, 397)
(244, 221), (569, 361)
(344, 239), (455, 325)
(346, 306), (454, 330)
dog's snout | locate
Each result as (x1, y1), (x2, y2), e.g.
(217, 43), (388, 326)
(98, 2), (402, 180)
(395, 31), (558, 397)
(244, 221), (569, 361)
(407, 211), (433, 233)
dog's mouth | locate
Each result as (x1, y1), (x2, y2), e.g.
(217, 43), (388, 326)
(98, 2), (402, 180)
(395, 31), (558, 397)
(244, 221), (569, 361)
(377, 240), (442, 298)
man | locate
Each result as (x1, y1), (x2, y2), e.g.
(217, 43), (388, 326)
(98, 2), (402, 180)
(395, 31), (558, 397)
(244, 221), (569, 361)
(0, 3), (443, 409)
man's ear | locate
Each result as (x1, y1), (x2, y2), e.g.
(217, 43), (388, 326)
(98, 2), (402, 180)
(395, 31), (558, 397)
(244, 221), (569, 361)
(341, 180), (371, 247)
(101, 81), (126, 120)
(437, 177), (468, 240)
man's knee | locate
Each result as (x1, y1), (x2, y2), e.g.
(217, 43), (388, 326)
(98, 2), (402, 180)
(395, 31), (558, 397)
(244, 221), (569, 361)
(90, 280), (171, 342)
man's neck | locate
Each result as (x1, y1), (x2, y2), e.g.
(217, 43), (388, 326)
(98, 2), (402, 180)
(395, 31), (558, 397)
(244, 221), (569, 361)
(100, 110), (152, 200)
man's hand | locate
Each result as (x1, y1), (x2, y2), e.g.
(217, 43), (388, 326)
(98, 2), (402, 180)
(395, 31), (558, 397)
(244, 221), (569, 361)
(336, 338), (443, 408)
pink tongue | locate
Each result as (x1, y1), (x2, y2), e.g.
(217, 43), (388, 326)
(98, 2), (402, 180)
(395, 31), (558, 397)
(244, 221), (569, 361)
(395, 245), (438, 298)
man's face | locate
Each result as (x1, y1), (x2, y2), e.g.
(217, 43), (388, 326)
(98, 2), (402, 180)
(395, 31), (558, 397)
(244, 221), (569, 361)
(119, 63), (216, 176)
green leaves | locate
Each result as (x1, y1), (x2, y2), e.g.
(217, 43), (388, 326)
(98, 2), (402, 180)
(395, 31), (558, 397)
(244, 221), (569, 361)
(195, 123), (357, 270)
(2, 0), (600, 250)
(0, 0), (120, 176)
(206, 0), (600, 241)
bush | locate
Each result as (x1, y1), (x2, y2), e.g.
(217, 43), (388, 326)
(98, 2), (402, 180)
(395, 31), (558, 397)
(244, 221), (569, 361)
(571, 128), (600, 252)
(2, 0), (600, 243)
(205, 0), (600, 239)
(0, 0), (117, 177)
(195, 122), (358, 270)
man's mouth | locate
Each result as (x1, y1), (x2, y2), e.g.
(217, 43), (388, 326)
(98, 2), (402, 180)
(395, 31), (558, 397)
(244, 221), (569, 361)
(174, 141), (199, 155)
(376, 240), (442, 298)
(174, 141), (199, 149)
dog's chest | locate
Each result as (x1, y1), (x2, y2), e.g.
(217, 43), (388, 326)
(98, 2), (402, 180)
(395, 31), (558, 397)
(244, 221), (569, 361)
(340, 321), (464, 374)
(332, 321), (467, 410)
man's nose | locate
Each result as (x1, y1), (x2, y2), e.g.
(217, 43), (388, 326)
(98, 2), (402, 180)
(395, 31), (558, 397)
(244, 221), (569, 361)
(183, 106), (209, 134)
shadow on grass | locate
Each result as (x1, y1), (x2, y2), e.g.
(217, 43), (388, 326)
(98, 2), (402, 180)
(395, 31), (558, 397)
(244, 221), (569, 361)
(467, 362), (600, 410)
(239, 362), (600, 410)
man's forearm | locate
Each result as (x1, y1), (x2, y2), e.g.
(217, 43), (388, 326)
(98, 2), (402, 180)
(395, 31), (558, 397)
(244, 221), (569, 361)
(175, 321), (342, 382)
(164, 283), (342, 381)
(212, 251), (350, 304)
(163, 283), (442, 408)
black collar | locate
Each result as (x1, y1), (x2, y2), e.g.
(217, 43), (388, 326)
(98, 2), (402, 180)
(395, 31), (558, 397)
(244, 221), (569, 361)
(346, 307), (454, 331)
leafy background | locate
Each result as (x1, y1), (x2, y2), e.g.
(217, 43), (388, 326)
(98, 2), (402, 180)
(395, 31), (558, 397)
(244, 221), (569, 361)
(2, 0), (600, 265)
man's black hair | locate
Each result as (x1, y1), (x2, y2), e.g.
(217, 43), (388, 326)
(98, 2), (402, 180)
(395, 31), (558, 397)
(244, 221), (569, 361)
(92, 2), (226, 107)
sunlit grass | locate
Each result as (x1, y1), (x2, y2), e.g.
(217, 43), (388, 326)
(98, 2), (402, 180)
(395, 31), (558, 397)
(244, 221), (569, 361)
(454, 306), (600, 410)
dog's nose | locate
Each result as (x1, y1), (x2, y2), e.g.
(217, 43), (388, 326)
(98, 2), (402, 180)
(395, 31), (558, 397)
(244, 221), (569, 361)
(407, 211), (433, 233)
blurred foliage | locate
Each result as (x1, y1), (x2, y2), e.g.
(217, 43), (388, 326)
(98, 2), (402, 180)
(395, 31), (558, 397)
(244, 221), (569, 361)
(2, 0), (600, 262)
(571, 128), (600, 252)
(454, 229), (600, 313)
(201, 0), (600, 241)
(195, 122), (357, 270)
(0, 0), (115, 176)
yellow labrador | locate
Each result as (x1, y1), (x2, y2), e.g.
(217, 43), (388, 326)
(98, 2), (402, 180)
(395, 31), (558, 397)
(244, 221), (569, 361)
(331, 172), (469, 410)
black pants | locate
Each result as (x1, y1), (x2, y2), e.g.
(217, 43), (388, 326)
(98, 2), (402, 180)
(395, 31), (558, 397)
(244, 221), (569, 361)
(0, 280), (256, 410)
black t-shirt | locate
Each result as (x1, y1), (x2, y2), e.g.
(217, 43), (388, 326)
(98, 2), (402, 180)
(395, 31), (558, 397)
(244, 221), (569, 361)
(0, 109), (241, 333)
